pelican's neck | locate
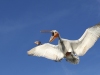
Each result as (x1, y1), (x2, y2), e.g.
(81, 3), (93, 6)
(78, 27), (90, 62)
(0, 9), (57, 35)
(58, 35), (66, 52)
(58, 35), (62, 42)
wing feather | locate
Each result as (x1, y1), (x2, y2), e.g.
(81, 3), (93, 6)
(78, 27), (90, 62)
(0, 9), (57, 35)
(72, 23), (100, 56)
(27, 43), (64, 61)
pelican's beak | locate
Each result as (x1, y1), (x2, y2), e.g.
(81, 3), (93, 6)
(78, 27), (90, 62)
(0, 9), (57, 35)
(49, 32), (59, 42)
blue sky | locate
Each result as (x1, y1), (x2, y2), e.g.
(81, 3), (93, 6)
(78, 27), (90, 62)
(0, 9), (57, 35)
(0, 0), (100, 75)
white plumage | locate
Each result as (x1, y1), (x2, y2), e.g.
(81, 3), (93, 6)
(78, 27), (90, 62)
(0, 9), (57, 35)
(71, 24), (100, 56)
(27, 23), (100, 64)
(27, 43), (64, 61)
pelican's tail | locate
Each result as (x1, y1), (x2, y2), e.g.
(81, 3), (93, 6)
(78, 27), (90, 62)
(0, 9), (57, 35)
(65, 53), (79, 64)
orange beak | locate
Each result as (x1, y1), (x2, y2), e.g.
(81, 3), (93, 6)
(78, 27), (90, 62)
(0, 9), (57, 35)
(49, 32), (59, 42)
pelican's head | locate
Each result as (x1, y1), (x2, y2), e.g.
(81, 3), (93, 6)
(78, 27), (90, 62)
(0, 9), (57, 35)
(40, 30), (59, 42)
(34, 41), (41, 45)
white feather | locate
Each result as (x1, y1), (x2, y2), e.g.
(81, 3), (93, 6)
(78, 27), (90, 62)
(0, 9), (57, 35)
(27, 23), (100, 64)
(27, 43), (64, 61)
(71, 24), (100, 56)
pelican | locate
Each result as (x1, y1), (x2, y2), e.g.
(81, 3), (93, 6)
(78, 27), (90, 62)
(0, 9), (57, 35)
(27, 23), (100, 64)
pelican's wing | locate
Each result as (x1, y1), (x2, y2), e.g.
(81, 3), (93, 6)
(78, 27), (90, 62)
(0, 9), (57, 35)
(72, 23), (100, 56)
(27, 43), (64, 61)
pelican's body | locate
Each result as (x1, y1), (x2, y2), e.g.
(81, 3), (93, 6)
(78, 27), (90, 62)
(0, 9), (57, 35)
(27, 23), (100, 64)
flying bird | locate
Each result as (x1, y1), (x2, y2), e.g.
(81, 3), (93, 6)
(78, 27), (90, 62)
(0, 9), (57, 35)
(27, 23), (100, 64)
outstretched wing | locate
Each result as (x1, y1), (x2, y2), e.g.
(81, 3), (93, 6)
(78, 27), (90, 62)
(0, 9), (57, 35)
(27, 43), (64, 61)
(72, 23), (100, 56)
